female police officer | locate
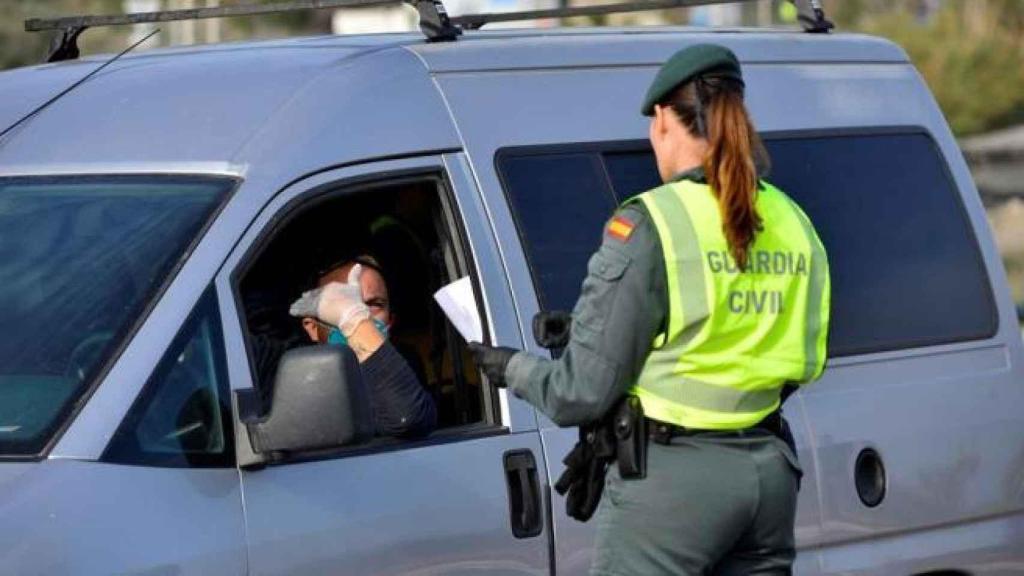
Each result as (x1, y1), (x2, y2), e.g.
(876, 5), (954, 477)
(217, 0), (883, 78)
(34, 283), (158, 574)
(470, 43), (830, 575)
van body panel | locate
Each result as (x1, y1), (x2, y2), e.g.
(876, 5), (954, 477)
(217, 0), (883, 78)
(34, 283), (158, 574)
(444, 152), (538, 429)
(0, 47), (345, 166)
(0, 460), (245, 575)
(803, 342), (1024, 541)
(0, 59), (105, 141)
(229, 48), (462, 193)
(239, 433), (551, 575)
(815, 513), (1024, 575)
(0, 46), (461, 207)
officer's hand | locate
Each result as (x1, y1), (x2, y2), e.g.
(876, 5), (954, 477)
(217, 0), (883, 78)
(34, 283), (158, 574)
(468, 343), (518, 388)
(289, 265), (371, 336)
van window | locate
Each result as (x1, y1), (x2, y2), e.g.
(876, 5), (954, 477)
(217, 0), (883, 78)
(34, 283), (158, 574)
(497, 153), (618, 311)
(0, 175), (231, 458)
(104, 288), (233, 468)
(236, 175), (497, 454)
(496, 131), (997, 357)
(495, 146), (662, 313)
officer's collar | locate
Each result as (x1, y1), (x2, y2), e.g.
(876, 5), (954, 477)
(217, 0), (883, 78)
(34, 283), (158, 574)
(668, 165), (707, 184)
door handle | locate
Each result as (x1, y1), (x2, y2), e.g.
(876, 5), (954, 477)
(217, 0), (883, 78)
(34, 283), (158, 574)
(504, 449), (543, 538)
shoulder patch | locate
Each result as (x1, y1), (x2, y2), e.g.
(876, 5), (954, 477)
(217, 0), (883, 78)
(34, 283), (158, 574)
(606, 215), (636, 243)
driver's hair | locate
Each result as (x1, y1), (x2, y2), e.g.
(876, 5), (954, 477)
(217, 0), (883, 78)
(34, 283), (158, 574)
(315, 254), (386, 288)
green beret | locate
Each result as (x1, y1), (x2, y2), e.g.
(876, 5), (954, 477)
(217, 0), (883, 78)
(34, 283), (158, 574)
(641, 44), (744, 116)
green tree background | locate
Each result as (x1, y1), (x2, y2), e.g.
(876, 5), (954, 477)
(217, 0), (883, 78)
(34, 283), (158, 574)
(827, 0), (1024, 136)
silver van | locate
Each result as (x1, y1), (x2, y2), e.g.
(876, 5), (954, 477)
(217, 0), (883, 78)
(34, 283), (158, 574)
(1, 3), (1022, 574)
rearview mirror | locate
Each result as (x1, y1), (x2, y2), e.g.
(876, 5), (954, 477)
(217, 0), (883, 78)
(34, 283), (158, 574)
(237, 346), (374, 457)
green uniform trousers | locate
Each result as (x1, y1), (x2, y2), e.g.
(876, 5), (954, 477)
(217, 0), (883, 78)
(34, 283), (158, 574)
(590, 431), (800, 576)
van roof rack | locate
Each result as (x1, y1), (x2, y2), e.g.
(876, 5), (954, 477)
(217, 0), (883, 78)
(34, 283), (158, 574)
(25, 0), (832, 63)
(453, 0), (832, 32)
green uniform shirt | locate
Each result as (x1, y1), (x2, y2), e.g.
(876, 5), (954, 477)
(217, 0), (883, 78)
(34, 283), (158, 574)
(505, 168), (707, 425)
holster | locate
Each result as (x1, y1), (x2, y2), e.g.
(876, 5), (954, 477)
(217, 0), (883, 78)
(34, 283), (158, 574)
(614, 395), (647, 479)
(553, 396), (647, 522)
(553, 420), (615, 522)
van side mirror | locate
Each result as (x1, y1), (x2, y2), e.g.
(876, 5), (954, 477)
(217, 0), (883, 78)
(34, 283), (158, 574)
(236, 346), (375, 457)
(533, 311), (572, 356)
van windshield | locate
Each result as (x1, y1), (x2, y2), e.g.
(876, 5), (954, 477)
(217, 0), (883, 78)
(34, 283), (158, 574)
(0, 175), (232, 458)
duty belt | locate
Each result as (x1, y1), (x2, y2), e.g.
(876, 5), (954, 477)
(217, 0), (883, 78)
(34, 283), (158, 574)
(648, 410), (786, 445)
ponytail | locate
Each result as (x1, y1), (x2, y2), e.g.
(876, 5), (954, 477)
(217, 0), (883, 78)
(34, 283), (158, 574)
(666, 77), (768, 270)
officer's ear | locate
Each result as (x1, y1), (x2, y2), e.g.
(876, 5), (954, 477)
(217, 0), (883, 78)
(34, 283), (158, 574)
(652, 104), (670, 139)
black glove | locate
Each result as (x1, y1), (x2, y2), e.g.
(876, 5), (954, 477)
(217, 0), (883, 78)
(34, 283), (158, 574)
(467, 343), (518, 388)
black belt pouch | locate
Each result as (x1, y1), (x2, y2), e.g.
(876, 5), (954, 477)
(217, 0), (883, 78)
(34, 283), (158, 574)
(615, 395), (647, 479)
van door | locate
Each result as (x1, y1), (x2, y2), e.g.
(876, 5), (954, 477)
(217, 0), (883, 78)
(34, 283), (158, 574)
(216, 154), (551, 575)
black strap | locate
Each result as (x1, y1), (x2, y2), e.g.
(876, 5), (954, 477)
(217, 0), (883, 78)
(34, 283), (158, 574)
(647, 410), (786, 444)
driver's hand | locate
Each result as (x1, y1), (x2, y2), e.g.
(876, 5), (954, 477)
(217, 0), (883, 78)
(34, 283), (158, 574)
(289, 264), (371, 336)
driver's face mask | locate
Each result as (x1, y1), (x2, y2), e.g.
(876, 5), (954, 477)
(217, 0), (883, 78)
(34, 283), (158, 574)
(325, 318), (389, 346)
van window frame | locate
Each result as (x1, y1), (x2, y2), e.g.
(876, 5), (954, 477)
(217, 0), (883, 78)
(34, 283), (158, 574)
(225, 166), (507, 467)
(494, 126), (999, 358)
(0, 173), (238, 463)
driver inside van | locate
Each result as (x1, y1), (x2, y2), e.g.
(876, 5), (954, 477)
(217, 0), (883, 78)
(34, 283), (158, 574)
(288, 255), (437, 439)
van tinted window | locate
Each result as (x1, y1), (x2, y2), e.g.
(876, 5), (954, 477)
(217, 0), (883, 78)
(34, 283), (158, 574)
(0, 175), (231, 458)
(497, 132), (996, 357)
(498, 153), (617, 311)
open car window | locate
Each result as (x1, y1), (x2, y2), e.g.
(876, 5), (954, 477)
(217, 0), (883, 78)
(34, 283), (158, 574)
(235, 174), (498, 454)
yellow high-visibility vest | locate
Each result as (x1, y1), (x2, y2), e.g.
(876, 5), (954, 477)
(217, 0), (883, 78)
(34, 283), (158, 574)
(628, 180), (830, 429)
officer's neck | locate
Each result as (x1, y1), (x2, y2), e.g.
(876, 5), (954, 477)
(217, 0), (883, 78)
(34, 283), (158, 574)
(664, 136), (708, 182)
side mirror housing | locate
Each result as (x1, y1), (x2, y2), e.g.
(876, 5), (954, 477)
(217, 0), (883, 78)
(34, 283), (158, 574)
(236, 346), (375, 457)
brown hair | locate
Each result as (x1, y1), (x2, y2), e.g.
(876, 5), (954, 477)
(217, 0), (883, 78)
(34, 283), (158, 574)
(663, 76), (769, 270)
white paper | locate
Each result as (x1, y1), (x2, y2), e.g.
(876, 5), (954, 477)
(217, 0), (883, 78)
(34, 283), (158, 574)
(433, 276), (483, 344)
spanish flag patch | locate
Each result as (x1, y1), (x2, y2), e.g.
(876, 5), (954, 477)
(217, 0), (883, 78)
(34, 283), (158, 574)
(606, 215), (635, 243)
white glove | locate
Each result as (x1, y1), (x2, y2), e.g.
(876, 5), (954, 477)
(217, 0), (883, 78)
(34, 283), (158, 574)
(289, 264), (371, 336)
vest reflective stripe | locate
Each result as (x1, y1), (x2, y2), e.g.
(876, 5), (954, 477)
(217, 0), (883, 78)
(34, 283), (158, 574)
(641, 184), (708, 347)
(638, 375), (783, 413)
(628, 180), (830, 430)
(792, 205), (831, 381)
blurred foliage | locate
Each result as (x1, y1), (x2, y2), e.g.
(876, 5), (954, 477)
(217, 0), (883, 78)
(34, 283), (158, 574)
(827, 0), (1024, 136)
